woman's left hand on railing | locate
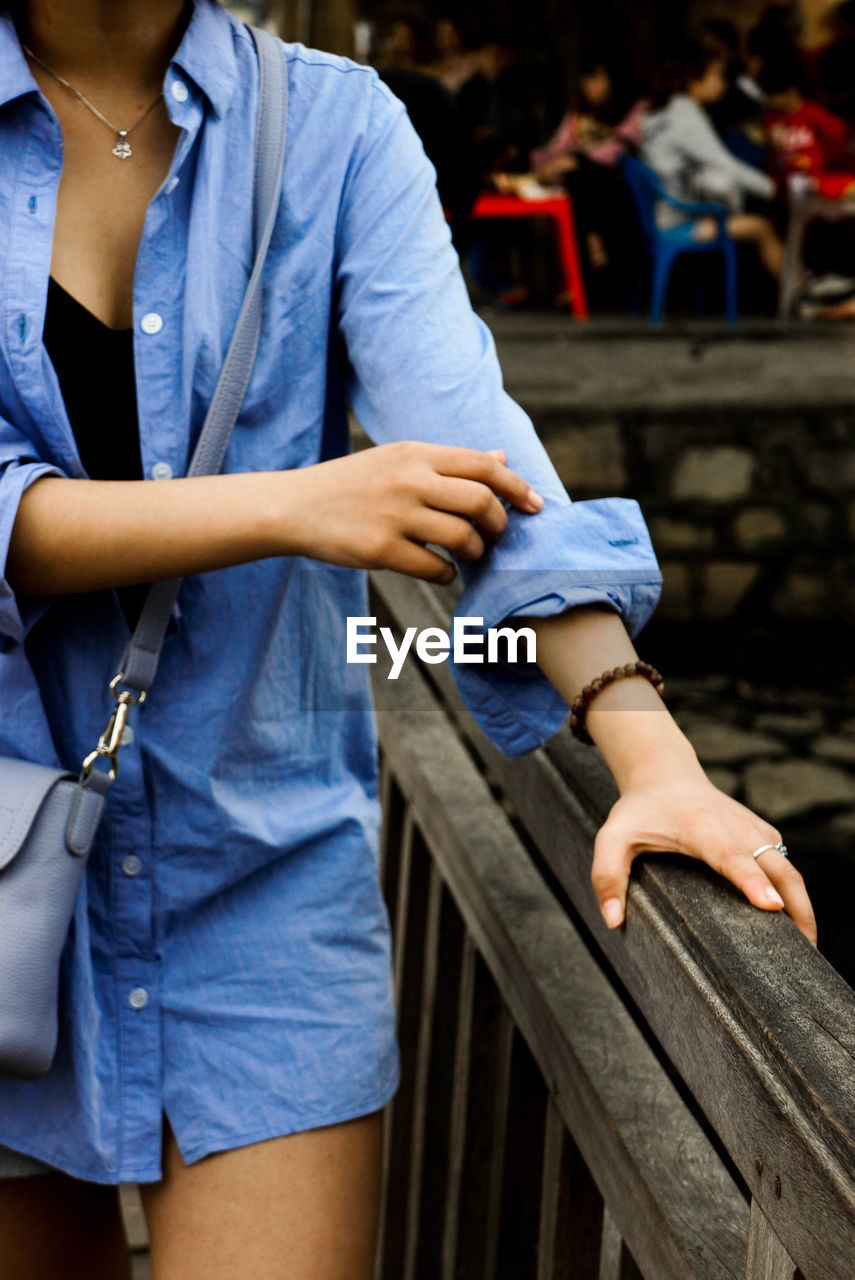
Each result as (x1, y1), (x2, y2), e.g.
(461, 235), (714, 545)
(525, 606), (819, 947)
(590, 768), (818, 946)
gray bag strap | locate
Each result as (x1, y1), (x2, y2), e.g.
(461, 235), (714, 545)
(78, 25), (287, 793)
(119, 25), (287, 699)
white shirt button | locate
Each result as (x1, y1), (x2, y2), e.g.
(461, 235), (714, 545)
(140, 312), (163, 335)
(128, 987), (148, 1010)
(164, 176), (180, 194)
(122, 855), (142, 878)
(119, 724), (134, 747)
(150, 461), (173, 480)
(171, 80), (188, 103)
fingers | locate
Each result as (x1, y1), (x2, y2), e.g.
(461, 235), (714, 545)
(591, 809), (819, 948)
(424, 476), (510, 542)
(712, 846), (786, 914)
(429, 445), (544, 514)
(390, 540), (457, 585)
(590, 822), (635, 929)
(410, 509), (487, 564)
(728, 847), (818, 947)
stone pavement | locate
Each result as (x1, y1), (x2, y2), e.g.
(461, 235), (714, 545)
(664, 674), (855, 838)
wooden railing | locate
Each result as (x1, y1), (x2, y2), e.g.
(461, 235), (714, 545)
(369, 570), (855, 1280)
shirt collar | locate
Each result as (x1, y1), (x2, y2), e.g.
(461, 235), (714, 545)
(171, 0), (241, 121)
(0, 0), (240, 119)
(0, 12), (38, 109)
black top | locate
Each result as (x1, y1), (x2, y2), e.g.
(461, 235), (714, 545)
(43, 277), (149, 629)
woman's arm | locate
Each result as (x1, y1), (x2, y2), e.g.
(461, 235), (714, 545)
(525, 606), (818, 946)
(6, 444), (542, 596)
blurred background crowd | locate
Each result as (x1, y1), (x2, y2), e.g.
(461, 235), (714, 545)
(237, 0), (855, 319)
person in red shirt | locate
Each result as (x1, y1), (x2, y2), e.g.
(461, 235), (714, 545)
(759, 47), (855, 316)
(759, 49), (855, 197)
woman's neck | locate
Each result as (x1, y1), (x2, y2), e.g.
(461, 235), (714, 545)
(19, 0), (191, 97)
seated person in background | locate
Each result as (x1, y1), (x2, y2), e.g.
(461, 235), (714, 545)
(527, 48), (646, 289)
(486, 49), (639, 304)
(428, 13), (481, 94)
(700, 18), (769, 171)
(642, 39), (784, 283)
(759, 49), (855, 198)
(759, 48), (855, 309)
(458, 24), (553, 308)
(530, 50), (646, 179)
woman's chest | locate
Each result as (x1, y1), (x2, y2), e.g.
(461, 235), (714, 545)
(0, 104), (345, 479)
(49, 108), (182, 330)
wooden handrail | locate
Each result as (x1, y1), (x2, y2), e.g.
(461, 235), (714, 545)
(370, 569), (855, 1280)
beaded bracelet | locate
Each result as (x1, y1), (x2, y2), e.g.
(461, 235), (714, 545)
(569, 661), (665, 746)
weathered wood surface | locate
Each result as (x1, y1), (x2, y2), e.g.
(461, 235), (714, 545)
(373, 639), (749, 1280)
(746, 1199), (798, 1280)
(370, 570), (855, 1280)
(120, 1184), (150, 1277)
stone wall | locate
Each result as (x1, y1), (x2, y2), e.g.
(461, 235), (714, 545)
(530, 406), (855, 630)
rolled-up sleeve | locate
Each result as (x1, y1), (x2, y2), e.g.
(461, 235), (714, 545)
(334, 72), (662, 757)
(0, 418), (65, 646)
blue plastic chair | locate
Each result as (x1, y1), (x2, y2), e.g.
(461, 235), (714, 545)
(621, 155), (739, 324)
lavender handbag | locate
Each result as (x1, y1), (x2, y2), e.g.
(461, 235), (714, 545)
(0, 25), (287, 1081)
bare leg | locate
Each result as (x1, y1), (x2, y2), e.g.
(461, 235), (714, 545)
(139, 1110), (384, 1280)
(727, 213), (785, 280)
(0, 1172), (131, 1280)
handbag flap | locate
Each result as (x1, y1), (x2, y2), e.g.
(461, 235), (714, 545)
(0, 758), (76, 872)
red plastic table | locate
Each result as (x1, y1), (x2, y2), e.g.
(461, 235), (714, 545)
(469, 191), (589, 319)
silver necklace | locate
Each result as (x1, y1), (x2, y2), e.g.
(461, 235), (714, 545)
(21, 42), (164, 160)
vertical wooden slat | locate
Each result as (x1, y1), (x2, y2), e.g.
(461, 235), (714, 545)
(537, 1104), (604, 1280)
(537, 1098), (568, 1280)
(375, 808), (415, 1280)
(373, 791), (408, 1280)
(378, 818), (432, 1280)
(402, 862), (444, 1280)
(441, 933), (477, 1280)
(746, 1197), (798, 1280)
(120, 1184), (149, 1250)
(378, 757), (405, 900)
(481, 1005), (515, 1280)
(415, 888), (466, 1280)
(599, 1206), (624, 1280)
(495, 1033), (549, 1280)
(453, 953), (515, 1280)
(392, 810), (415, 1001)
(377, 751), (391, 883)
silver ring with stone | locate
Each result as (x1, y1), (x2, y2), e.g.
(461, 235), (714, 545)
(751, 842), (789, 860)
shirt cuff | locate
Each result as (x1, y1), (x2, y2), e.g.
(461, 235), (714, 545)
(448, 496), (663, 758)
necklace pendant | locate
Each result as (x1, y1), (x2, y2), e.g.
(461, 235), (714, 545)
(112, 132), (132, 160)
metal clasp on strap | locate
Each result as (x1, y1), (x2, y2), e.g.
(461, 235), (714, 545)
(80, 672), (147, 784)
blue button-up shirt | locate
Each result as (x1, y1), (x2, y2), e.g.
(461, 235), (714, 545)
(0, 0), (661, 1182)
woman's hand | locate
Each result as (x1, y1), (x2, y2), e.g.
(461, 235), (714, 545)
(591, 767), (818, 946)
(524, 608), (819, 949)
(282, 441), (543, 583)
